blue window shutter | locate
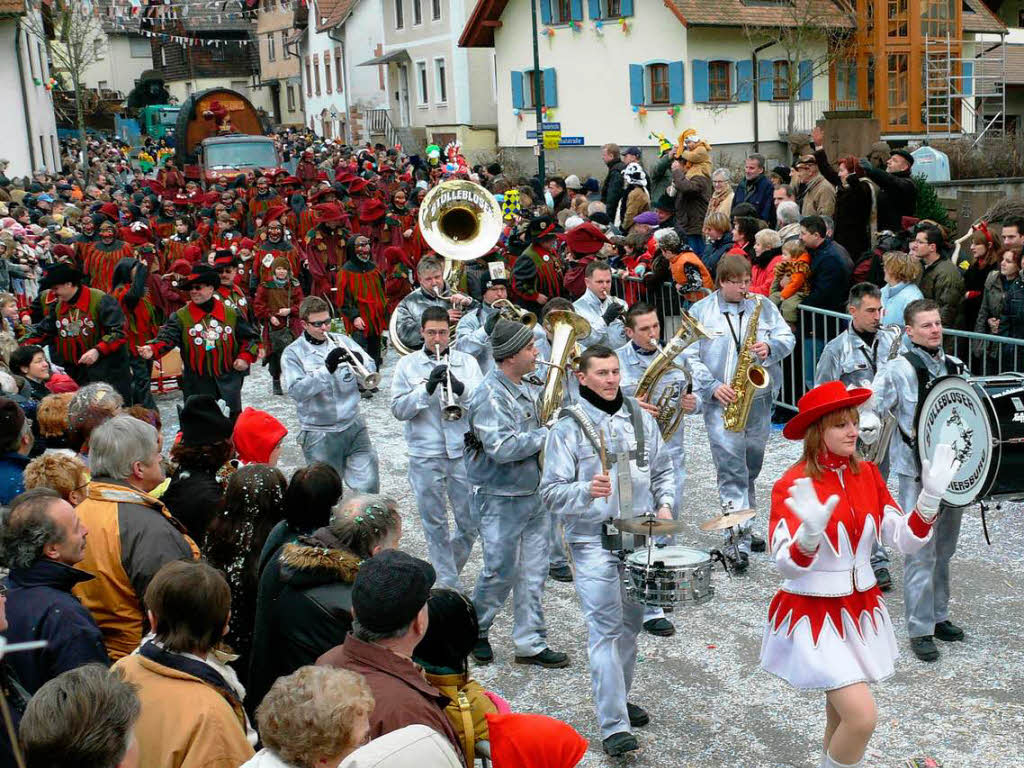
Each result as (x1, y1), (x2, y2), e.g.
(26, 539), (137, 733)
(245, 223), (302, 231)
(588, 0), (601, 18)
(668, 60), (685, 104)
(798, 59), (813, 100)
(543, 67), (558, 107)
(736, 60), (753, 102)
(571, 0), (583, 20)
(629, 64), (645, 106)
(758, 59), (773, 101)
(540, 0), (551, 25)
(693, 59), (709, 103)
(620, 0), (634, 15)
(511, 71), (524, 109)
(962, 61), (974, 96)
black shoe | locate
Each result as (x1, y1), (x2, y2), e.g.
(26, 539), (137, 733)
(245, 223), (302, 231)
(726, 551), (749, 574)
(910, 635), (939, 662)
(643, 617), (675, 637)
(626, 702), (650, 728)
(602, 732), (639, 757)
(750, 534), (766, 553)
(874, 567), (893, 592)
(272, 378), (283, 396)
(934, 620), (964, 642)
(471, 638), (493, 665)
(548, 564), (573, 582)
(514, 648), (570, 669)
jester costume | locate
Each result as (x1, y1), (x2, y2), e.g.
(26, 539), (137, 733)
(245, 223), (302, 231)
(149, 211), (177, 240)
(253, 234), (301, 284)
(512, 241), (563, 315)
(248, 192), (284, 234)
(303, 204), (350, 302)
(253, 263), (304, 392)
(338, 248), (386, 367)
(84, 237), (134, 294)
(111, 258), (160, 408)
(163, 233), (205, 267)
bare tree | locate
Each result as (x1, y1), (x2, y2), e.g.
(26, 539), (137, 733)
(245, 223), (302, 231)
(742, 0), (856, 138)
(21, 0), (106, 178)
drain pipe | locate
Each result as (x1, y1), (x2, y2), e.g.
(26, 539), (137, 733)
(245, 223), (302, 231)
(15, 19), (38, 172)
(751, 41), (773, 153)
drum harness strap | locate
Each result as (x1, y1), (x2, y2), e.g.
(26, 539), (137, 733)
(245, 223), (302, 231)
(896, 352), (964, 461)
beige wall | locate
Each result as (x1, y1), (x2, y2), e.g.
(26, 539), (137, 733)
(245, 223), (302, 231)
(257, 4), (301, 82)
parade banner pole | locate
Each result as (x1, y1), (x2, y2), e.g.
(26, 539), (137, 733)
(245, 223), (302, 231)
(530, 0), (546, 187)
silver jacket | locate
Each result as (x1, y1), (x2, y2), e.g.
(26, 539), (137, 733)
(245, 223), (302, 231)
(868, 345), (963, 478)
(281, 332), (375, 432)
(390, 347), (483, 459)
(540, 397), (674, 542)
(616, 341), (703, 446)
(454, 303), (499, 377)
(394, 287), (476, 351)
(573, 290), (628, 350)
(465, 368), (548, 496)
(815, 325), (904, 389)
(683, 291), (795, 402)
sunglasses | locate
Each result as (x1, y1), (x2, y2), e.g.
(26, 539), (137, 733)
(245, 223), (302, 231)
(306, 319), (330, 327)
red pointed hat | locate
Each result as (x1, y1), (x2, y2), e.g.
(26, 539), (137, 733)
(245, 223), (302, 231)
(308, 186), (337, 202)
(347, 177), (369, 194)
(97, 202), (120, 223)
(783, 380), (872, 440)
(357, 198), (386, 222)
(279, 175), (302, 187)
(121, 222), (152, 246)
(559, 221), (609, 254)
(263, 205), (289, 225)
(314, 203), (348, 225)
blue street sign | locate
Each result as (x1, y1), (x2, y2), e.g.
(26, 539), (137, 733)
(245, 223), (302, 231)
(559, 136), (584, 145)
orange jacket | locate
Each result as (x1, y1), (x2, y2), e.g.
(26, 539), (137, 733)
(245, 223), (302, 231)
(667, 250), (713, 303)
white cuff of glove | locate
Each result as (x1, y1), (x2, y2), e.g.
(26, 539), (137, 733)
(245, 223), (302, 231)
(916, 489), (942, 522)
(793, 524), (823, 556)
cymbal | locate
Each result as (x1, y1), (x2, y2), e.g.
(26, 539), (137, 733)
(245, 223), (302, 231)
(699, 509), (756, 532)
(614, 515), (688, 535)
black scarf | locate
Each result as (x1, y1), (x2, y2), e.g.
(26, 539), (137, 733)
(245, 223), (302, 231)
(197, 297), (216, 313)
(304, 330), (326, 345)
(912, 341), (941, 358)
(579, 383), (623, 415)
(854, 327), (877, 349)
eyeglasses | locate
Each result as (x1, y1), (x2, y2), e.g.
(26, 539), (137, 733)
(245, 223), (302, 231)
(306, 319), (330, 327)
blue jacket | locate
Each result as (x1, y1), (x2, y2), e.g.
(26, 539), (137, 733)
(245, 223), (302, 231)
(802, 237), (852, 337)
(703, 231), (734, 277)
(0, 452), (30, 506)
(4, 559), (110, 694)
(880, 281), (924, 328)
(732, 173), (774, 223)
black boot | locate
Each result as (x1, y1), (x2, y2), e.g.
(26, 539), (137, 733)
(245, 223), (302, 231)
(272, 377), (283, 396)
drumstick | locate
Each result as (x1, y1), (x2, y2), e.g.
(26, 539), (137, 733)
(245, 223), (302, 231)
(598, 428), (608, 474)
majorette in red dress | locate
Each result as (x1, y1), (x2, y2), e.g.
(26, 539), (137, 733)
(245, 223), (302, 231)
(760, 454), (934, 690)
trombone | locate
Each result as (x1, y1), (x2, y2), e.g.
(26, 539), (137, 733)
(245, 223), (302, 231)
(327, 332), (380, 390)
(491, 298), (537, 329)
(434, 343), (465, 421)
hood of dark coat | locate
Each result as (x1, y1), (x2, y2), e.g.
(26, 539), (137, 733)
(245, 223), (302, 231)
(278, 528), (361, 588)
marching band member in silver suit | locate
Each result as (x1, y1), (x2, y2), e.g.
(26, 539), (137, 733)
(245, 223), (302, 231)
(683, 254), (795, 571)
(861, 299), (966, 663)
(540, 345), (675, 758)
(391, 305), (483, 590)
(464, 317), (569, 670)
(618, 302), (700, 638)
(814, 282), (904, 590)
(453, 267), (508, 377)
(281, 296), (380, 492)
(573, 261), (628, 350)
(393, 256), (474, 352)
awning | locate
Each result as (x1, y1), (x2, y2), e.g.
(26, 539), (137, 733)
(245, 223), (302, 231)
(358, 49), (410, 67)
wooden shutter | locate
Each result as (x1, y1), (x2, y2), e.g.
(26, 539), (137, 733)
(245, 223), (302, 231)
(798, 60), (813, 100)
(758, 59), (773, 101)
(511, 71), (524, 109)
(543, 67), (558, 107)
(692, 59), (709, 103)
(736, 60), (752, 102)
(629, 63), (644, 105)
(668, 60), (685, 104)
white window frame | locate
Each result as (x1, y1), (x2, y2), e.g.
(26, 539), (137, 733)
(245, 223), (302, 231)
(431, 0), (441, 21)
(415, 59), (429, 106)
(433, 56), (447, 104)
(129, 36), (150, 58)
(412, 0), (422, 26)
(286, 83), (296, 111)
(395, 0), (404, 29)
(267, 32), (276, 61)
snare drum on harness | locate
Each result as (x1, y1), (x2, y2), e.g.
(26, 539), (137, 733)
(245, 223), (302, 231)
(624, 546), (714, 610)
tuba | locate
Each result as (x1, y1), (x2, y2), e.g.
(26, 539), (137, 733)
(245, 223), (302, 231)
(634, 311), (711, 441)
(536, 310), (591, 424)
(723, 294), (770, 432)
(389, 179), (504, 357)
(860, 325), (905, 464)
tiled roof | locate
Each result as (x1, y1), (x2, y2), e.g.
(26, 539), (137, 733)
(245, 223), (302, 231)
(314, 0), (355, 32)
(961, 0), (1006, 34)
(664, 0), (855, 29)
(0, 0), (26, 14)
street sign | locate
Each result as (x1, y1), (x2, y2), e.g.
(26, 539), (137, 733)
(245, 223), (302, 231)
(540, 122), (560, 130)
(559, 136), (584, 146)
(543, 129), (561, 150)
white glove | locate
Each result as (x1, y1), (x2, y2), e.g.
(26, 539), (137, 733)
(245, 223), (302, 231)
(858, 411), (881, 446)
(916, 443), (961, 521)
(784, 477), (840, 555)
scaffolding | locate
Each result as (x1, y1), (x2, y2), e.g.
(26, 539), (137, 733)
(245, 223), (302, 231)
(923, 35), (1007, 143)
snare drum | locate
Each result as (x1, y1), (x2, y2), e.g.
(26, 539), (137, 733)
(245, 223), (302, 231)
(917, 374), (1024, 506)
(624, 546), (714, 610)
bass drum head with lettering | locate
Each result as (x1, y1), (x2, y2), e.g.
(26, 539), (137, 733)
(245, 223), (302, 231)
(917, 375), (995, 507)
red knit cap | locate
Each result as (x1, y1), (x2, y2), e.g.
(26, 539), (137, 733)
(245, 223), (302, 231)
(232, 407), (288, 464)
(486, 713), (588, 768)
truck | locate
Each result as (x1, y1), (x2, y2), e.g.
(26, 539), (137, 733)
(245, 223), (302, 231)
(140, 104), (181, 143)
(174, 87), (280, 187)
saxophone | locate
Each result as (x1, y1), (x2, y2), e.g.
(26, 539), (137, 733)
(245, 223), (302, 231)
(634, 311), (711, 441)
(723, 294), (770, 432)
(860, 325), (904, 464)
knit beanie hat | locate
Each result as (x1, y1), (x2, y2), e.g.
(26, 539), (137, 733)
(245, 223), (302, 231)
(232, 407), (287, 464)
(270, 256), (291, 274)
(490, 318), (533, 361)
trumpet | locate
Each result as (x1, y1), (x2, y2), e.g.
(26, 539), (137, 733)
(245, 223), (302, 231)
(327, 333), (380, 390)
(434, 344), (465, 422)
(490, 298), (537, 329)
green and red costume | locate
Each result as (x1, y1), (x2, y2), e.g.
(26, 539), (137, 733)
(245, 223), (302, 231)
(303, 225), (348, 302)
(84, 239), (134, 293)
(512, 243), (563, 311)
(149, 213), (177, 240)
(253, 236), (301, 284)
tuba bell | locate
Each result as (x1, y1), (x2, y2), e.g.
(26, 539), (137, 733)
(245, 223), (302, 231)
(536, 310), (592, 424)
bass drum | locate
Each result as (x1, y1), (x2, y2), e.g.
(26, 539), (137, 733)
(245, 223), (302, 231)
(917, 374), (1024, 506)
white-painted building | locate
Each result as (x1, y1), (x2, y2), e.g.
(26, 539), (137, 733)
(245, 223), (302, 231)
(0, 0), (60, 176)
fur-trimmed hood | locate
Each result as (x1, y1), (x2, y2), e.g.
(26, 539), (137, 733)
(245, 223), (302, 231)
(278, 528), (361, 588)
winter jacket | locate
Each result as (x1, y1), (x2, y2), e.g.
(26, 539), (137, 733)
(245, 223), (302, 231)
(962, 258), (998, 332)
(863, 165), (917, 233)
(420, 666), (499, 760)
(732, 173), (774, 222)
(973, 270), (1007, 360)
(648, 153), (674, 201)
(0, 451), (29, 506)
(880, 280), (923, 327)
(0, 662), (29, 768)
(704, 189), (734, 229)
(247, 527), (361, 716)
(3, 560), (110, 694)
(114, 643), (254, 768)
(800, 173), (836, 217)
(703, 231), (734, 277)
(72, 479), (199, 661)
(814, 149), (873, 258)
(618, 187), (650, 232)
(802, 237), (852, 337)
(1000, 275), (1024, 340)
(318, 635), (464, 759)
(751, 248), (784, 297)
(670, 167), (712, 236)
(339, 725), (463, 768)
(666, 250), (713, 303)
(600, 159), (626, 216)
(918, 256), (964, 331)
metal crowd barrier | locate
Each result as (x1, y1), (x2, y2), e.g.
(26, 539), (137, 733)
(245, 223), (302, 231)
(609, 274), (702, 338)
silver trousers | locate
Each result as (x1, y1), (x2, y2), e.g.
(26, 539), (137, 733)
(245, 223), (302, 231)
(549, 514), (568, 568)
(408, 457), (477, 590)
(898, 473), (963, 638)
(472, 491), (550, 656)
(298, 421), (380, 493)
(570, 540), (645, 739)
